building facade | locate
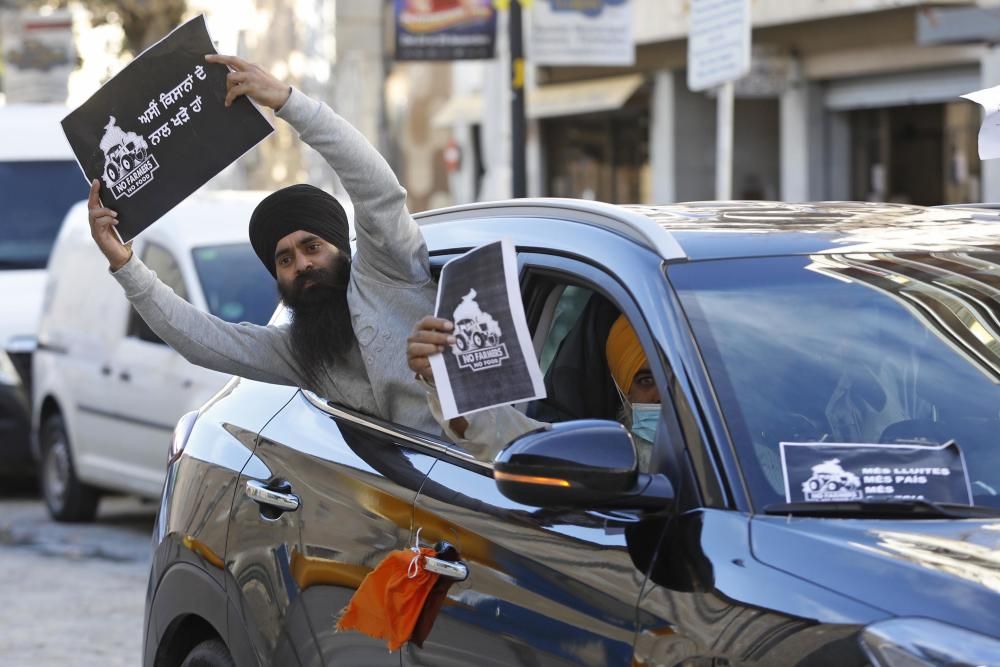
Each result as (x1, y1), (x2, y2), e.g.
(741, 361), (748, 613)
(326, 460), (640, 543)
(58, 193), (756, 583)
(436, 0), (1000, 207)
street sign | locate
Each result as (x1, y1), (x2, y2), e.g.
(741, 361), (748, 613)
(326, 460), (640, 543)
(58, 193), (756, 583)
(687, 0), (751, 92)
(528, 0), (634, 67)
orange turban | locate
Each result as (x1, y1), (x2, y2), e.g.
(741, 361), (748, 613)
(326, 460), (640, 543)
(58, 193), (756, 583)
(605, 315), (647, 393)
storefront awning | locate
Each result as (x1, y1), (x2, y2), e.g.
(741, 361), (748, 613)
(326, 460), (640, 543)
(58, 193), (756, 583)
(431, 73), (644, 127)
(527, 74), (644, 119)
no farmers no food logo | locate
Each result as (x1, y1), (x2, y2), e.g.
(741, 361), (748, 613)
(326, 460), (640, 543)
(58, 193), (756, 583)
(99, 115), (160, 199)
(451, 289), (509, 372)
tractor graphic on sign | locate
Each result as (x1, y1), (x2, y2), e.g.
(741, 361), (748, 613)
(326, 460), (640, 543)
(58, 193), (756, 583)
(98, 116), (158, 198)
(452, 289), (502, 352)
(802, 458), (863, 501)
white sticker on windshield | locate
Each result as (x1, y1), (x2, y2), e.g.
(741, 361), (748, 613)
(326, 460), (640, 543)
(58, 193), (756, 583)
(779, 441), (972, 505)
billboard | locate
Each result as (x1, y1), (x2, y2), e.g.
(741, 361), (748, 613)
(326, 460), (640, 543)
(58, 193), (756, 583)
(395, 0), (497, 61)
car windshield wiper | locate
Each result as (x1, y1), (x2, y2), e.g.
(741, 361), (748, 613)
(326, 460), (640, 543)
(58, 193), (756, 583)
(763, 499), (1000, 519)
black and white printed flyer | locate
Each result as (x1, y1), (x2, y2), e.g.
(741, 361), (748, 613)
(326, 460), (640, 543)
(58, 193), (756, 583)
(61, 15), (273, 242)
(780, 441), (973, 505)
(429, 239), (545, 419)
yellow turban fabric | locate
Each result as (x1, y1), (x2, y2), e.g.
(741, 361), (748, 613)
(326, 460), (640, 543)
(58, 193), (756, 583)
(605, 314), (647, 393)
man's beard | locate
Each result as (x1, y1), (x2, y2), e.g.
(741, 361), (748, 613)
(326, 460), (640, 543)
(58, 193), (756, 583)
(279, 257), (353, 389)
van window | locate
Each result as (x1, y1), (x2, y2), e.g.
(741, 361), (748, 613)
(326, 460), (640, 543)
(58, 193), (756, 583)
(0, 160), (82, 270)
(128, 243), (188, 345)
(192, 243), (278, 325)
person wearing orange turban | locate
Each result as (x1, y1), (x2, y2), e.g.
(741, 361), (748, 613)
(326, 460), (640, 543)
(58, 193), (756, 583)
(408, 313), (660, 466)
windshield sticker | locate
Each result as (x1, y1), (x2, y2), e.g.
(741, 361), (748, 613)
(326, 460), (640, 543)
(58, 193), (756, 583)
(429, 239), (546, 419)
(780, 441), (972, 505)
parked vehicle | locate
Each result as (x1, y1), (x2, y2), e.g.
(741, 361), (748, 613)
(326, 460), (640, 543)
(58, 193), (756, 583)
(31, 191), (278, 522)
(0, 103), (80, 478)
(147, 200), (1000, 666)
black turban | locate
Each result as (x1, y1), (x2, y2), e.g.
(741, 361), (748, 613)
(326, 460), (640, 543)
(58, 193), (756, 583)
(249, 184), (351, 277)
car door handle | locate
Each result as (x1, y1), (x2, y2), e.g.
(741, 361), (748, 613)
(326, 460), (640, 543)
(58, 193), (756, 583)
(245, 479), (300, 512)
(423, 556), (468, 581)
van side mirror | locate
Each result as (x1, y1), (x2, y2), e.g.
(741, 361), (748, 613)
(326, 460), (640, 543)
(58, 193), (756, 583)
(494, 420), (673, 511)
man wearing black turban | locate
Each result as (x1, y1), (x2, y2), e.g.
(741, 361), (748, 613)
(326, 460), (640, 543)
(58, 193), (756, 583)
(87, 54), (443, 434)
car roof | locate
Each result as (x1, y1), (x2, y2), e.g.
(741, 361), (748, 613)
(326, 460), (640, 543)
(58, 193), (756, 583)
(0, 104), (75, 161)
(141, 190), (269, 249)
(62, 190), (268, 251)
(415, 199), (1000, 261)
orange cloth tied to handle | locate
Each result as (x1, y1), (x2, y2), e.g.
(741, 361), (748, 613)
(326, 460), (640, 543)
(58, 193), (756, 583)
(336, 547), (440, 651)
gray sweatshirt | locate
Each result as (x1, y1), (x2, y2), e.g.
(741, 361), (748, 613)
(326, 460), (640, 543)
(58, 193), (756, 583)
(112, 88), (441, 435)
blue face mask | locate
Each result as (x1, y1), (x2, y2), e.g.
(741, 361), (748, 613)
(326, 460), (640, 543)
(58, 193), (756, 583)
(629, 403), (659, 443)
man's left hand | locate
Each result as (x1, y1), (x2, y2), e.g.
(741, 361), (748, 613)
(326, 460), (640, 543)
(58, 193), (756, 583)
(407, 316), (455, 382)
(205, 54), (291, 110)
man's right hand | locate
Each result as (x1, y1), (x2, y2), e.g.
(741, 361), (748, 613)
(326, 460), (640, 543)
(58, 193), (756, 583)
(407, 316), (455, 382)
(87, 179), (131, 271)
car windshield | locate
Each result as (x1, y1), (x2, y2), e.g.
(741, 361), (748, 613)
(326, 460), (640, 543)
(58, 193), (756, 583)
(192, 243), (279, 325)
(671, 253), (1000, 510)
(0, 160), (83, 270)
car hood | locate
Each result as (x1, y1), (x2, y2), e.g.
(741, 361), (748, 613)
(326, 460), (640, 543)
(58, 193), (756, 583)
(751, 515), (1000, 638)
(0, 270), (46, 347)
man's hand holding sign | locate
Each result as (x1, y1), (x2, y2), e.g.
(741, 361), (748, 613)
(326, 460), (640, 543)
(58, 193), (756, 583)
(206, 54), (291, 110)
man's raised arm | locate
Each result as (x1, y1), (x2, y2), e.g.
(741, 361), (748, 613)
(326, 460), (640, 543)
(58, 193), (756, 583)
(86, 179), (301, 387)
(205, 54), (429, 286)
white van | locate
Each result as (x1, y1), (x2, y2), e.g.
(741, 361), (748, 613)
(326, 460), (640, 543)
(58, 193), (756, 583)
(32, 191), (279, 521)
(0, 103), (80, 477)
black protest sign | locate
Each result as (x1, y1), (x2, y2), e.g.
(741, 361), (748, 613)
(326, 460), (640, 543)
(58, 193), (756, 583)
(429, 239), (545, 419)
(780, 441), (972, 505)
(61, 15), (273, 241)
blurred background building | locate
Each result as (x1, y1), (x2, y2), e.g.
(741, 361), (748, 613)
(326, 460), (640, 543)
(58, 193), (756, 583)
(4, 0), (1000, 210)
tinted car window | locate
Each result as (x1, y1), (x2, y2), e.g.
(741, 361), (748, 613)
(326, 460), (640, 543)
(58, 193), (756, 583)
(144, 243), (188, 300)
(192, 243), (278, 325)
(539, 285), (592, 373)
(671, 253), (1000, 509)
(0, 160), (82, 270)
(128, 243), (189, 344)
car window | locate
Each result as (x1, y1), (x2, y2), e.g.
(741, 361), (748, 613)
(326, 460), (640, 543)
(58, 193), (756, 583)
(143, 243), (188, 299)
(0, 160), (82, 270)
(671, 254), (1000, 509)
(525, 275), (659, 471)
(192, 243), (278, 324)
(539, 285), (591, 372)
(127, 243), (188, 344)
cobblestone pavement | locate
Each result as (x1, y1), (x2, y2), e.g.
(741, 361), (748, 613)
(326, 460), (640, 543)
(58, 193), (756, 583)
(0, 483), (156, 667)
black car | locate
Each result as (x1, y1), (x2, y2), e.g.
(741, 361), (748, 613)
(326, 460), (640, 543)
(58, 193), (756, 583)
(145, 200), (1000, 667)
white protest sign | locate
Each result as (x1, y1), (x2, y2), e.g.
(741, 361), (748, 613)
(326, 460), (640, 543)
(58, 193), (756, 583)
(962, 85), (1000, 160)
(429, 239), (545, 420)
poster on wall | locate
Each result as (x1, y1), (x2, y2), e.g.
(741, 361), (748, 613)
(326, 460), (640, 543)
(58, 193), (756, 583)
(429, 239), (546, 419)
(528, 0), (634, 67)
(395, 0), (497, 61)
(60, 15), (273, 242)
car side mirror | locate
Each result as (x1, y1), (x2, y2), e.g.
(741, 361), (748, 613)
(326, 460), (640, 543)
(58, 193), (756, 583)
(494, 419), (673, 511)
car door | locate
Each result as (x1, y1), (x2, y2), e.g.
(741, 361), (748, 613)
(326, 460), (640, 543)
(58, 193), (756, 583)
(103, 242), (208, 495)
(226, 388), (441, 666)
(402, 255), (689, 667)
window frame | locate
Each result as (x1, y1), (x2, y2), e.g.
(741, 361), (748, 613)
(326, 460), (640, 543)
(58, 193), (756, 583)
(126, 242), (191, 345)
